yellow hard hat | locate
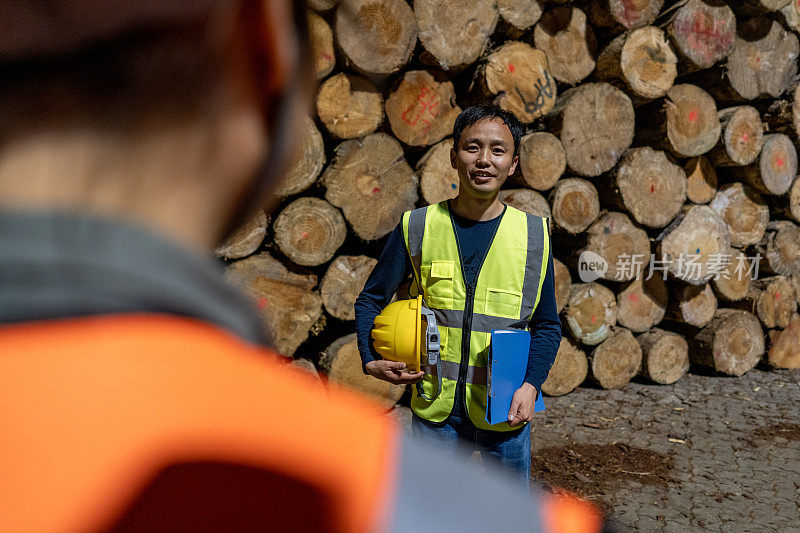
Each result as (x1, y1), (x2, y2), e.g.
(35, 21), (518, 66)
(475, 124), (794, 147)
(371, 296), (424, 372)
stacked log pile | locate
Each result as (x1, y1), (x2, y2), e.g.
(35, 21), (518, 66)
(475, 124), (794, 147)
(221, 0), (800, 406)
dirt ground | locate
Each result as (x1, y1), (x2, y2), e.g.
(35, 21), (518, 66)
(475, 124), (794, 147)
(389, 365), (800, 532)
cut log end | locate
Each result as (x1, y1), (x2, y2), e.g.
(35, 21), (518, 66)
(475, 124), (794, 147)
(499, 189), (552, 223)
(386, 70), (461, 147)
(307, 11), (335, 79)
(566, 282), (619, 345)
(665, 84), (721, 158)
(562, 83), (634, 176)
(518, 132), (566, 191)
(415, 0), (498, 69)
(767, 315), (800, 368)
(321, 255), (377, 321)
(483, 42), (557, 122)
(684, 157), (717, 204)
(691, 309), (764, 376)
(418, 139), (459, 205)
(755, 276), (798, 329)
(710, 183), (769, 248)
(670, 0), (736, 70)
(316, 73), (383, 139)
(590, 328), (642, 389)
(660, 204), (731, 285)
(609, 0), (665, 30)
(715, 106), (764, 167)
(322, 333), (405, 409)
(637, 328), (689, 384)
(276, 117), (325, 196)
(215, 210), (267, 260)
(533, 7), (597, 85)
(553, 258), (572, 314)
(324, 133), (418, 241)
(616, 147), (686, 228)
(616, 276), (668, 332)
(274, 197), (347, 267)
(619, 25), (677, 99)
(584, 211), (651, 282)
(550, 177), (600, 234)
(335, 0), (417, 76)
(542, 337), (588, 396)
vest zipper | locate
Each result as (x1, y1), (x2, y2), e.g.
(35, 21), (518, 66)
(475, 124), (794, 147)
(448, 203), (506, 417)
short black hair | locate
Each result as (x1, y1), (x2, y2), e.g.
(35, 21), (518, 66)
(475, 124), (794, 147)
(452, 105), (523, 156)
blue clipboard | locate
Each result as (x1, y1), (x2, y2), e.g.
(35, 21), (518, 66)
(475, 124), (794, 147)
(486, 329), (546, 426)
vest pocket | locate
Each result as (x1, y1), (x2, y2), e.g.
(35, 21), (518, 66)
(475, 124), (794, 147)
(485, 287), (522, 319)
(422, 260), (455, 305)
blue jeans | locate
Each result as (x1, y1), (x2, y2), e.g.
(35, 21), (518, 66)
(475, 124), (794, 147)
(411, 407), (531, 491)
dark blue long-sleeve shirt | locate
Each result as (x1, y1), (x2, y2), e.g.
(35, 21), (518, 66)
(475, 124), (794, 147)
(354, 206), (561, 399)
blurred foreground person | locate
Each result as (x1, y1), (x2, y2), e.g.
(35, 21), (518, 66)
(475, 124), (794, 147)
(0, 1), (604, 531)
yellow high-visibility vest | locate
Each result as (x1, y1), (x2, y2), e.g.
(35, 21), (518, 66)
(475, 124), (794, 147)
(402, 201), (550, 431)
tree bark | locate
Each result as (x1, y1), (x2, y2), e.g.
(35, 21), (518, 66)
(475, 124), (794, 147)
(657, 204), (731, 285)
(565, 281), (619, 345)
(616, 275), (668, 332)
(560, 82), (635, 176)
(541, 337), (588, 396)
(709, 182), (769, 248)
(274, 197), (347, 267)
(689, 308), (764, 376)
(323, 133), (418, 240)
(335, 0), (418, 76)
(594, 25), (677, 100)
(417, 138), (459, 205)
(275, 117), (325, 197)
(224, 252), (323, 357)
(684, 156), (718, 204)
(533, 6), (597, 85)
(549, 177), (600, 234)
(589, 327), (642, 389)
(636, 328), (689, 384)
(385, 70), (461, 147)
(321, 255), (377, 321)
(479, 41), (558, 122)
(320, 333), (406, 409)
(316, 73), (384, 139)
(414, 0), (498, 70)
(215, 210), (267, 260)
(518, 132), (566, 191)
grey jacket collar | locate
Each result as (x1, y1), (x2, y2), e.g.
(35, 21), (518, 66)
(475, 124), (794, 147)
(0, 211), (268, 346)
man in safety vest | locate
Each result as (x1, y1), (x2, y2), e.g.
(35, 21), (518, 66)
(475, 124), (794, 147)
(356, 105), (562, 487)
(0, 0), (604, 531)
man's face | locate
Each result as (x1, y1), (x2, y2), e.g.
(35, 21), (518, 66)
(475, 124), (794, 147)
(450, 118), (518, 198)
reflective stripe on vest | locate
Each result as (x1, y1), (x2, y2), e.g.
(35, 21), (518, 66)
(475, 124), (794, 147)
(402, 202), (549, 431)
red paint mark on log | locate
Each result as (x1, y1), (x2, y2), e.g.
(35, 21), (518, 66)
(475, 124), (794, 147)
(591, 315), (597, 323)
(373, 187), (381, 194)
(257, 298), (268, 310)
(742, 133), (749, 142)
(775, 292), (781, 300)
(628, 293), (639, 303)
(322, 53), (333, 60)
(508, 64), (515, 73)
(301, 231), (309, 239)
(650, 184), (655, 193)
(688, 110), (698, 122)
(777, 158), (785, 168)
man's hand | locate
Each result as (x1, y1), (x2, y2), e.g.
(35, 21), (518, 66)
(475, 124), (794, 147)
(508, 382), (537, 427)
(365, 360), (424, 385)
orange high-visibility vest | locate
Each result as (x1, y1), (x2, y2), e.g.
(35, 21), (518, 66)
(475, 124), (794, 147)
(0, 315), (397, 532)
